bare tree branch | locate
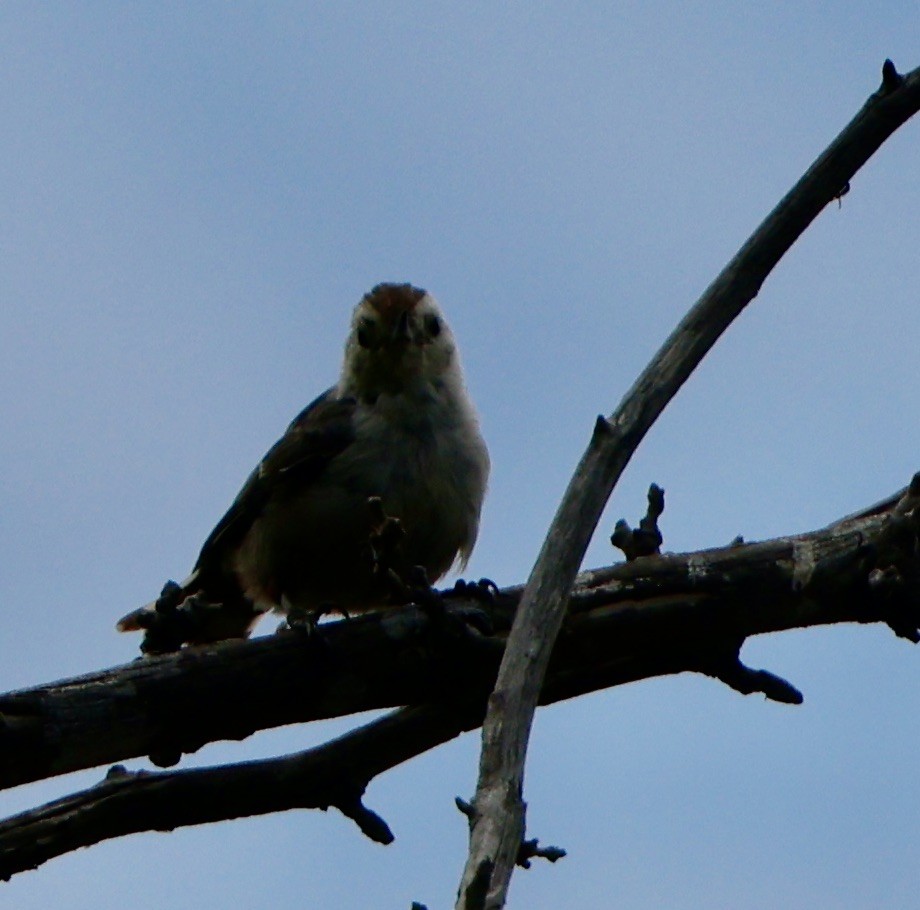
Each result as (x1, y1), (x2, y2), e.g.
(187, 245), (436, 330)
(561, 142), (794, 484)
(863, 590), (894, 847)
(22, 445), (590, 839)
(1, 479), (919, 878)
(0, 596), (503, 792)
(456, 59), (920, 909)
(0, 704), (477, 881)
(1, 62), (918, 886)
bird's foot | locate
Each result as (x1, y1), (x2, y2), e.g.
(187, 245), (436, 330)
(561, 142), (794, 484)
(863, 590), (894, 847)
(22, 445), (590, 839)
(404, 566), (443, 617)
(441, 578), (502, 635)
(282, 602), (315, 634)
(446, 577), (499, 604)
(281, 601), (348, 635)
(405, 572), (490, 636)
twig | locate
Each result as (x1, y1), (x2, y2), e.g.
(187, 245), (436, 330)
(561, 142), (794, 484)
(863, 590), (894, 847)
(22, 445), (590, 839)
(455, 59), (920, 909)
(696, 648), (804, 704)
(610, 483), (665, 560)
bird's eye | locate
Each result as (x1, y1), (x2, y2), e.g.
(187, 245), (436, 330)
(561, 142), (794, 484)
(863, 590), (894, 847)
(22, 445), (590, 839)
(424, 314), (442, 338)
(356, 322), (375, 349)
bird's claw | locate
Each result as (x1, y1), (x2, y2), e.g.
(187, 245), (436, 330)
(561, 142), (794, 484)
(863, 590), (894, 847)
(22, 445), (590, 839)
(283, 603), (319, 634)
(447, 577), (499, 604)
(439, 578), (499, 635)
(282, 601), (348, 635)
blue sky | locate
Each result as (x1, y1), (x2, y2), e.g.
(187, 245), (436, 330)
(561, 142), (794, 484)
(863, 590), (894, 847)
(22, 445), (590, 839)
(1, 4), (919, 908)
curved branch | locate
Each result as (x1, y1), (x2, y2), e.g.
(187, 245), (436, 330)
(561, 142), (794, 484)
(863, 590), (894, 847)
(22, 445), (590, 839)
(457, 59), (920, 908)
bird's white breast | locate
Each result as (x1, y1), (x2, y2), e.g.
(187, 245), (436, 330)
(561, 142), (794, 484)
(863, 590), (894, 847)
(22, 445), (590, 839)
(334, 386), (489, 568)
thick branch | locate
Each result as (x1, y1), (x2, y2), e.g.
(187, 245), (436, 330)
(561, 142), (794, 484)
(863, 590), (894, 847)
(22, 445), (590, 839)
(0, 598), (503, 790)
(457, 60), (920, 909)
(0, 487), (914, 791)
(0, 481), (919, 877)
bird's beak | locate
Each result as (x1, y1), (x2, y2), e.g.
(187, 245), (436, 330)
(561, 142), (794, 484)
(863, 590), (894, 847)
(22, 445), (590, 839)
(391, 309), (411, 344)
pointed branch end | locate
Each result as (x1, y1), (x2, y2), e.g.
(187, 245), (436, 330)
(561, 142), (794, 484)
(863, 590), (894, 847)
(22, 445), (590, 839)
(907, 471), (920, 499)
(455, 796), (475, 822)
(334, 793), (394, 845)
(879, 602), (920, 643)
(701, 649), (803, 705)
(881, 59), (904, 93)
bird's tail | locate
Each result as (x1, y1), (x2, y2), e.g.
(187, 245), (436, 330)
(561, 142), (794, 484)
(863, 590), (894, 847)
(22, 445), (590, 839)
(115, 602), (157, 632)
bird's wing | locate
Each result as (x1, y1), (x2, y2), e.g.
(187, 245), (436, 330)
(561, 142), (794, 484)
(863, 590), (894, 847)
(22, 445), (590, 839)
(192, 387), (358, 585)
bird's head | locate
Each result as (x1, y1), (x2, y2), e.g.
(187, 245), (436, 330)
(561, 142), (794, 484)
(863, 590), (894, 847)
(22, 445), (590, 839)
(340, 283), (460, 400)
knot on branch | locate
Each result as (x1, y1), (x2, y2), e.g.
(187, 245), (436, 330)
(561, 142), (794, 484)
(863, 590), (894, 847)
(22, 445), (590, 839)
(133, 581), (261, 655)
(455, 797), (565, 874)
(148, 725), (226, 769)
(611, 484), (665, 561)
(103, 764), (140, 783)
(148, 745), (183, 769)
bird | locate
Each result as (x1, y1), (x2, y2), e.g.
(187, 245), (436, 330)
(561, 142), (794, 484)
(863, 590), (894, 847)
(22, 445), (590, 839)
(118, 283), (490, 652)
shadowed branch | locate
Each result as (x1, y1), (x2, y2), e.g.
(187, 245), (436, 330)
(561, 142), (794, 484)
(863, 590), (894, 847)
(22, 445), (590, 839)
(1, 479), (920, 878)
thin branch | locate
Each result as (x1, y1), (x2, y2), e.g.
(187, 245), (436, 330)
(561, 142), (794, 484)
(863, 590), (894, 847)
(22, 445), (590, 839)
(0, 704), (478, 881)
(456, 59), (920, 909)
(1, 481), (919, 877)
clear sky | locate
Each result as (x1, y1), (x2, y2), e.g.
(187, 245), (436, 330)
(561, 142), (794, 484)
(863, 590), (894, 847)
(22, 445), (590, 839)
(1, 4), (919, 908)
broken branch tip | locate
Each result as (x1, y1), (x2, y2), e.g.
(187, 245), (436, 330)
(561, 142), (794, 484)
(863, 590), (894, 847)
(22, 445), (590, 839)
(881, 59), (903, 92)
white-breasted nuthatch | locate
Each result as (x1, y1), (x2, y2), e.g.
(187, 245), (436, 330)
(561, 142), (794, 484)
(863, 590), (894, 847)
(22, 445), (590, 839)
(118, 283), (489, 649)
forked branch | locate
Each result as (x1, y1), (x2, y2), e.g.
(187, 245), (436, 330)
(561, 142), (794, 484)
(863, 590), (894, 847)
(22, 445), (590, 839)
(0, 59), (918, 897)
(2, 478), (920, 878)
